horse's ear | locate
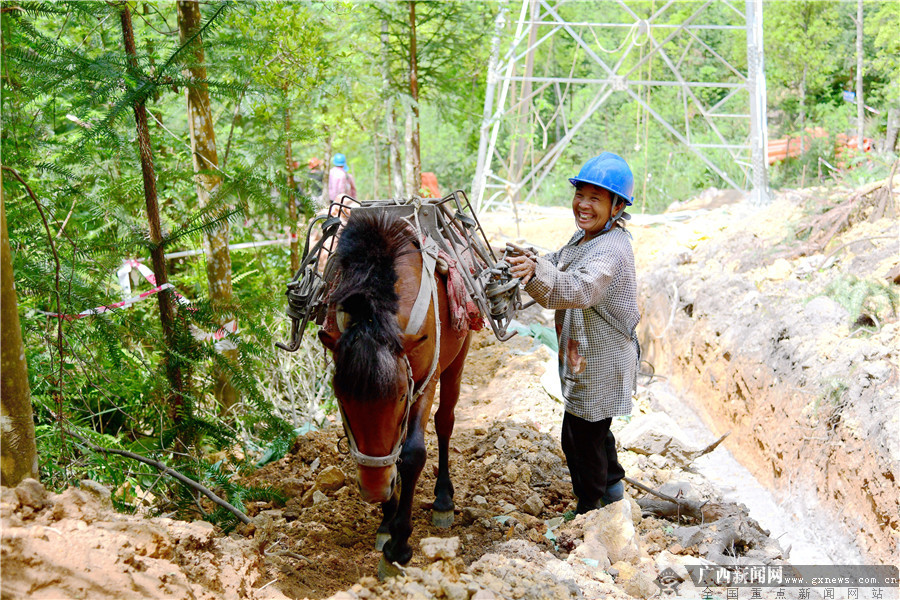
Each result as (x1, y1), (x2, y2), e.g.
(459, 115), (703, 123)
(318, 328), (339, 351)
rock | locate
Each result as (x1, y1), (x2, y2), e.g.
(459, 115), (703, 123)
(501, 463), (519, 483)
(401, 582), (432, 598)
(580, 500), (639, 564)
(280, 477), (307, 496)
(657, 480), (702, 503)
(622, 569), (659, 599)
(627, 494), (642, 526)
(610, 560), (635, 581)
(648, 453), (667, 468)
(315, 466), (346, 492)
(616, 413), (702, 464)
(521, 493), (544, 517)
(803, 296), (848, 327)
(610, 559), (661, 597)
(518, 463), (532, 485)
(79, 480), (112, 507)
(420, 536), (459, 561)
(494, 436), (507, 450)
(14, 478), (48, 511)
(442, 581), (468, 600)
(472, 589), (497, 600)
(483, 455), (497, 467)
(473, 495), (488, 506)
(570, 531), (609, 567)
(672, 525), (704, 548)
(461, 506), (491, 526)
(329, 592), (358, 600)
(312, 490), (329, 505)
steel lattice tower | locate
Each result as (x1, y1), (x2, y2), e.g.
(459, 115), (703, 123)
(471, 0), (769, 212)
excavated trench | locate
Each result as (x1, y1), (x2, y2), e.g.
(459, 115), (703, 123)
(630, 191), (899, 567)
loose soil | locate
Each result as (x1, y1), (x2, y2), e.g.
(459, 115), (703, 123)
(2, 178), (897, 599)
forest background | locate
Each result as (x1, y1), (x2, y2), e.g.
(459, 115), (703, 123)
(1, 0), (898, 526)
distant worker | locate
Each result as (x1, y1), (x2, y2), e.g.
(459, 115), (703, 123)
(328, 153), (357, 202)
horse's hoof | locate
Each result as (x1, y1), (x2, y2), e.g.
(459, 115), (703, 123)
(431, 509), (454, 528)
(377, 557), (405, 581)
(375, 532), (390, 551)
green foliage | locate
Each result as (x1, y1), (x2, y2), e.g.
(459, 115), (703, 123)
(821, 275), (899, 327)
(3, 1), (334, 524)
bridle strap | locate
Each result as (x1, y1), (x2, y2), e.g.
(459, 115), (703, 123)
(338, 358), (415, 468)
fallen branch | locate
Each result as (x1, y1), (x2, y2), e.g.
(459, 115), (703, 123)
(624, 476), (707, 522)
(66, 428), (251, 525)
(692, 432), (730, 460)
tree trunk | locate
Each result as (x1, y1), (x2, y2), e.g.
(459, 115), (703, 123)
(387, 107), (403, 199)
(322, 125), (332, 207)
(407, 1), (421, 197)
(800, 64), (807, 131)
(404, 112), (416, 198)
(176, 0), (238, 417)
(1, 176), (39, 487)
(120, 5), (188, 427)
(380, 20), (404, 199)
(283, 89), (300, 273)
(855, 0), (865, 145)
(885, 107), (899, 153)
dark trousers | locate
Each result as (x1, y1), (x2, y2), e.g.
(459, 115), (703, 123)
(560, 412), (625, 506)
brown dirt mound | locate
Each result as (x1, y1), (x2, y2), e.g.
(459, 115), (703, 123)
(1, 478), (285, 600)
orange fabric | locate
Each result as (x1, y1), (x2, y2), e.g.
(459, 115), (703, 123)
(421, 172), (441, 198)
(767, 127), (872, 165)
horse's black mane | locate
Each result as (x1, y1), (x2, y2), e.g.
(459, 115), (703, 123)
(330, 211), (419, 402)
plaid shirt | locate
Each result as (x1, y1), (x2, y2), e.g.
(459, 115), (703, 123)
(525, 226), (640, 422)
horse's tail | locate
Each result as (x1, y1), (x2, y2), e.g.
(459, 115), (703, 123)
(330, 212), (417, 401)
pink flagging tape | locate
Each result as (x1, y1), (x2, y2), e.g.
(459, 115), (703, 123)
(37, 260), (238, 349)
(37, 284), (175, 321)
(119, 259), (190, 305)
(190, 319), (238, 343)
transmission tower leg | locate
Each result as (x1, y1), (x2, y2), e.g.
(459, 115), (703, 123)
(746, 0), (769, 206)
(472, 4), (507, 208)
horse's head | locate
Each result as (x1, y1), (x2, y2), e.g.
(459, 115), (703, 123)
(320, 320), (426, 503)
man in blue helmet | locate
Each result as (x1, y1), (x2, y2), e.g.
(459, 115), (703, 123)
(507, 152), (640, 514)
(328, 152), (357, 203)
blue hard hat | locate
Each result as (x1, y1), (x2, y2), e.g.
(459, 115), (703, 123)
(333, 153), (347, 167)
(569, 152), (634, 206)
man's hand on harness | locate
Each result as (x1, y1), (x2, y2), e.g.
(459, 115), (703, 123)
(505, 242), (537, 286)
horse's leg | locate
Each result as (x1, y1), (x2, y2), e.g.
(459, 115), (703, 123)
(432, 333), (470, 528)
(379, 388), (433, 575)
(376, 486), (399, 551)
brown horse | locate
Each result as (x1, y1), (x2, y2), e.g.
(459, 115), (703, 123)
(317, 210), (471, 573)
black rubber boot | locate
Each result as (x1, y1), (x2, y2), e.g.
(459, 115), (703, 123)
(599, 480), (624, 507)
